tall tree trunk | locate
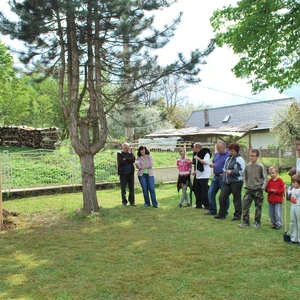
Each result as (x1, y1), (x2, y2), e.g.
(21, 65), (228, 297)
(64, 5), (102, 214)
(125, 109), (134, 142)
(80, 153), (99, 213)
(123, 37), (134, 142)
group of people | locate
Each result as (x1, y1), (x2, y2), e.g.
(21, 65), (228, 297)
(177, 140), (300, 246)
(117, 141), (300, 246)
(178, 141), (246, 221)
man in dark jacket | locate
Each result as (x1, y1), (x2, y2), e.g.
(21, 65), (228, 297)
(117, 143), (136, 206)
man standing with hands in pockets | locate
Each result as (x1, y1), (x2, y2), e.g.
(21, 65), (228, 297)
(117, 142), (136, 207)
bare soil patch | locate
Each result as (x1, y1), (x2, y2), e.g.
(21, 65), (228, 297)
(1, 209), (19, 230)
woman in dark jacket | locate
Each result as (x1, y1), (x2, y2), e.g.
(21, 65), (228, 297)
(215, 142), (245, 220)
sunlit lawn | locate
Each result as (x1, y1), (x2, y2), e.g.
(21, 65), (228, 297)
(1, 182), (299, 300)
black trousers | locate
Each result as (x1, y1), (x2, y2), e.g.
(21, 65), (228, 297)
(120, 173), (135, 205)
(218, 181), (243, 219)
(194, 178), (209, 209)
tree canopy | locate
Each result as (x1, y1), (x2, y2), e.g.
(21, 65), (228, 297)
(0, 39), (18, 124)
(0, 40), (15, 82)
(210, 0), (300, 93)
(271, 100), (300, 147)
(0, 0), (215, 213)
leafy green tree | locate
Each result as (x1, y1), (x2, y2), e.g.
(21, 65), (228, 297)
(0, 40), (14, 84)
(0, 0), (214, 213)
(0, 79), (31, 125)
(0, 39), (18, 124)
(23, 75), (68, 134)
(0, 71), (68, 132)
(210, 0), (300, 92)
(271, 100), (300, 147)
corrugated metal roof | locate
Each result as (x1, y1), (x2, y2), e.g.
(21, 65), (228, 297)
(185, 97), (295, 130)
(146, 122), (259, 139)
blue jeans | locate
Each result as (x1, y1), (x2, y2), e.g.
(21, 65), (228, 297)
(138, 174), (158, 207)
(268, 203), (282, 228)
(208, 176), (230, 214)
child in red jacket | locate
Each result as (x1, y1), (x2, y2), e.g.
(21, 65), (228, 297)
(265, 166), (285, 229)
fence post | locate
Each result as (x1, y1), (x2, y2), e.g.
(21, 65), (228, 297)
(0, 160), (3, 230)
(278, 149), (282, 167)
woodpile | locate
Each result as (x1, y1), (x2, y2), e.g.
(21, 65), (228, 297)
(0, 126), (59, 149)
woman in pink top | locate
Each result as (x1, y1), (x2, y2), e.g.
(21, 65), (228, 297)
(135, 146), (159, 208)
(176, 149), (192, 207)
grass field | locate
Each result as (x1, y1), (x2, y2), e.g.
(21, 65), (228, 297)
(1, 182), (299, 300)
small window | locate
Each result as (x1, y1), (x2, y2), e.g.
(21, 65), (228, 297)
(222, 114), (231, 123)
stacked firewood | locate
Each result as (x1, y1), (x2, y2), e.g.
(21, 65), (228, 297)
(0, 126), (59, 149)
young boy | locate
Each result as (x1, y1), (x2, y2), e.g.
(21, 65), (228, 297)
(265, 166), (285, 229)
(238, 149), (268, 228)
(288, 174), (300, 245)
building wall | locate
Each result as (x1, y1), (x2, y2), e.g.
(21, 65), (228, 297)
(241, 131), (276, 149)
(134, 167), (214, 185)
(134, 167), (178, 184)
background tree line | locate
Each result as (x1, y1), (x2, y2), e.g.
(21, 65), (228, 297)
(0, 39), (209, 139)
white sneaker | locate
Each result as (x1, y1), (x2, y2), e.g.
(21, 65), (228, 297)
(252, 222), (260, 228)
(238, 222), (249, 228)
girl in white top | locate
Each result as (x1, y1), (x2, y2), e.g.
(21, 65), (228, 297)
(288, 174), (300, 245)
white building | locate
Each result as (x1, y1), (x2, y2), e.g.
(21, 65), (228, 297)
(184, 98), (295, 149)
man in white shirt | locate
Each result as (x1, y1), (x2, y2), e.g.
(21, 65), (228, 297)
(192, 143), (211, 209)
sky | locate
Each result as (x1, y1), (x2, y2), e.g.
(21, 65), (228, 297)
(1, 0), (299, 108)
(152, 0), (300, 108)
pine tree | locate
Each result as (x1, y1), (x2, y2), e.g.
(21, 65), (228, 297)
(0, 0), (214, 213)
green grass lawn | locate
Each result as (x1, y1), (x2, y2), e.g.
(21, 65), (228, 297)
(1, 183), (299, 300)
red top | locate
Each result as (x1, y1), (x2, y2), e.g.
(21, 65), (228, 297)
(265, 177), (285, 204)
(177, 158), (192, 176)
